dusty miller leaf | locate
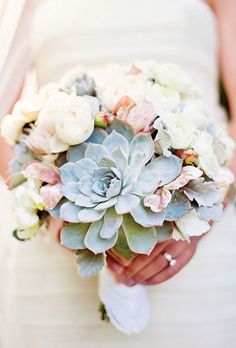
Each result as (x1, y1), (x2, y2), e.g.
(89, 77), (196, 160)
(76, 250), (105, 278)
(183, 178), (220, 206)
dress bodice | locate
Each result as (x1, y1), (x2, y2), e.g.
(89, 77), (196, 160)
(32, 0), (222, 118)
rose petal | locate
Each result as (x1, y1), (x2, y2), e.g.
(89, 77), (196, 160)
(23, 162), (60, 184)
(144, 188), (171, 213)
(40, 183), (63, 210)
(113, 95), (136, 115)
(125, 101), (156, 133)
(165, 166), (203, 191)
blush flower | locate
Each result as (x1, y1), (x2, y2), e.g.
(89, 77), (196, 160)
(114, 97), (156, 133)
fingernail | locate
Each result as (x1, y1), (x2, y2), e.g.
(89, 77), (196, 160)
(125, 278), (135, 287)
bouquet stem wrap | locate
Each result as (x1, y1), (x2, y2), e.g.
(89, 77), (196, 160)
(99, 267), (150, 334)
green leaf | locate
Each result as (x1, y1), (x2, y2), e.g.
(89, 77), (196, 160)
(156, 222), (173, 242)
(12, 229), (31, 241)
(76, 249), (105, 278)
(99, 207), (123, 239)
(112, 226), (136, 260)
(122, 214), (157, 254)
(165, 191), (191, 221)
(107, 118), (135, 143)
(84, 219), (118, 253)
(60, 223), (90, 249)
(7, 173), (27, 190)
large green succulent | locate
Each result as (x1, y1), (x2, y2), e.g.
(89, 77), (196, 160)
(52, 121), (182, 277)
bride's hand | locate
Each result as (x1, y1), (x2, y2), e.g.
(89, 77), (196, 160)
(107, 237), (201, 286)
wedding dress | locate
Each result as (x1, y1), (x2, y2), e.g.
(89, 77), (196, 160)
(0, 0), (236, 346)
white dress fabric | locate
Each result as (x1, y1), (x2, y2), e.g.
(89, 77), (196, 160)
(0, 0), (236, 346)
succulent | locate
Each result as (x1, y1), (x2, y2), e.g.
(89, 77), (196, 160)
(50, 120), (183, 277)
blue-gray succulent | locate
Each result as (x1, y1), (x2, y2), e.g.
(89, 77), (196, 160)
(53, 121), (183, 269)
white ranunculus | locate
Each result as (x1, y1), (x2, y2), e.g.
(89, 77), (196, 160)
(14, 181), (44, 231)
(132, 60), (161, 80)
(193, 130), (219, 178)
(214, 167), (235, 199)
(155, 63), (193, 93)
(0, 113), (28, 145)
(13, 96), (44, 123)
(1, 92), (50, 146)
(96, 70), (148, 111)
(15, 207), (39, 230)
(37, 91), (94, 151)
(213, 123), (235, 165)
(155, 101), (209, 150)
(145, 84), (180, 113)
(38, 83), (60, 102)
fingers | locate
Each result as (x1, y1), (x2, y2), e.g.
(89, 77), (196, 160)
(107, 249), (133, 267)
(116, 241), (170, 283)
(122, 240), (188, 286)
(142, 244), (195, 286)
(106, 254), (125, 275)
(49, 217), (63, 243)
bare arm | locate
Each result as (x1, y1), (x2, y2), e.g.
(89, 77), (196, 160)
(208, 0), (236, 122)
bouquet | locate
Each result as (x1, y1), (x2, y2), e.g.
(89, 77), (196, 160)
(1, 61), (235, 334)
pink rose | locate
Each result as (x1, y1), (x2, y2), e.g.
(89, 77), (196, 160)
(113, 96), (156, 133)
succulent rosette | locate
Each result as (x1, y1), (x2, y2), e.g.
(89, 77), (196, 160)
(53, 120), (183, 264)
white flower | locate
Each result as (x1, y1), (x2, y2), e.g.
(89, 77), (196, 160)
(155, 63), (193, 93)
(213, 167), (235, 199)
(213, 123), (235, 165)
(193, 130), (219, 178)
(38, 83), (60, 101)
(14, 180), (44, 233)
(132, 60), (161, 80)
(145, 84), (180, 113)
(1, 84), (60, 145)
(155, 102), (208, 150)
(175, 209), (210, 241)
(0, 113), (28, 145)
(37, 91), (95, 152)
